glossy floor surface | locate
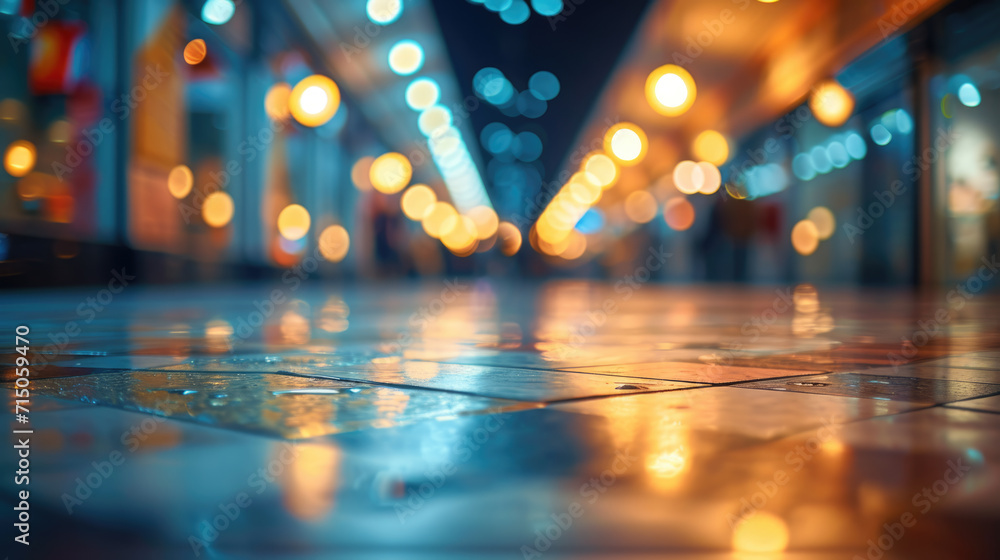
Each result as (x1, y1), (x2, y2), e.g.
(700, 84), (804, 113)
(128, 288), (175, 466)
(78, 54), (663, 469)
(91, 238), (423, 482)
(2, 281), (1000, 559)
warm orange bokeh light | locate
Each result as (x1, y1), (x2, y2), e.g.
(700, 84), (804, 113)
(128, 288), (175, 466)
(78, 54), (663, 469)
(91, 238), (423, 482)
(558, 230), (587, 260)
(732, 513), (789, 554)
(697, 162), (722, 195)
(807, 206), (836, 240)
(351, 156), (375, 191)
(277, 204), (311, 241)
(203, 191), (234, 228)
(810, 79), (855, 128)
(645, 64), (696, 117)
(4, 140), (36, 177)
(467, 205), (499, 240)
(183, 39), (207, 65)
(319, 225), (350, 262)
(624, 190), (657, 224)
(422, 201), (458, 238)
(283, 443), (341, 520)
(583, 153), (618, 189)
(289, 75), (341, 128)
(441, 215), (478, 255)
(265, 82), (292, 122)
(497, 221), (522, 256)
(792, 219), (820, 255)
(167, 165), (193, 199)
(568, 172), (602, 205)
(401, 184), (437, 220)
(664, 197), (695, 231)
(673, 161), (701, 195)
(692, 130), (729, 166)
(369, 152), (412, 194)
(604, 122), (648, 166)
(16, 172), (49, 201)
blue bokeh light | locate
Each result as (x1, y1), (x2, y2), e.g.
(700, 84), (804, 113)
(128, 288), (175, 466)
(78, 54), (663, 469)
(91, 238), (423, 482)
(792, 154), (816, 181)
(575, 208), (604, 234)
(512, 131), (542, 162)
(474, 68), (516, 105)
(531, 0), (563, 17)
(528, 71), (560, 101)
(810, 146), (832, 174)
(516, 90), (547, 118)
(958, 83), (982, 107)
(870, 124), (892, 146)
(500, 0), (530, 24)
(895, 109), (914, 134)
(481, 122), (514, 154)
(827, 141), (849, 169)
(202, 0), (235, 25)
(485, 0), (513, 13)
(845, 132), (867, 160)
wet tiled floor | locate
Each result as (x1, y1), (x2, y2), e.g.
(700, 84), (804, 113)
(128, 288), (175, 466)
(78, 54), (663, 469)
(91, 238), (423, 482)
(2, 281), (999, 558)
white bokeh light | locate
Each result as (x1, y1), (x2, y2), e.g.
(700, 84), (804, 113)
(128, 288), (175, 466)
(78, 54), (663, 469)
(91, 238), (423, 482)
(299, 86), (328, 115)
(655, 73), (688, 108)
(610, 129), (642, 161)
(366, 0), (402, 25)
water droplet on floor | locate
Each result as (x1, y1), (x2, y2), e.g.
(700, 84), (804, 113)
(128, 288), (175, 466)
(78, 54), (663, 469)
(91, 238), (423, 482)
(615, 384), (648, 390)
(272, 388), (342, 396)
(164, 389), (199, 395)
(787, 381), (829, 387)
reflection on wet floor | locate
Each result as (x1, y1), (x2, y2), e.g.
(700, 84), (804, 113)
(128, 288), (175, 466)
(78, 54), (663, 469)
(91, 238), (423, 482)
(2, 281), (999, 558)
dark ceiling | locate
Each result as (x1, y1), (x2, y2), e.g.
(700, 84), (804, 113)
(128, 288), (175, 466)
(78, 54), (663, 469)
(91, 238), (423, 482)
(429, 0), (654, 194)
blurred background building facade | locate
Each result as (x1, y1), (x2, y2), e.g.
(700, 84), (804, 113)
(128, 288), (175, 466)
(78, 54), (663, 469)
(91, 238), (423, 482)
(0, 0), (998, 287)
